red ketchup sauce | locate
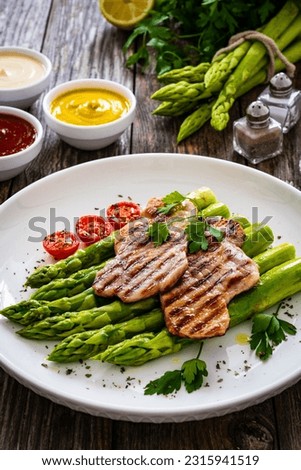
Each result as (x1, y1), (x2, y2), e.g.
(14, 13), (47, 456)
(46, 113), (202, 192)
(0, 113), (37, 156)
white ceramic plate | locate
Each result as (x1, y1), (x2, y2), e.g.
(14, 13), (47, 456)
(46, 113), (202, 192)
(1, 153), (301, 423)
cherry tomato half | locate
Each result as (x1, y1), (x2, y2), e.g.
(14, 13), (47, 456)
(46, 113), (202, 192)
(75, 215), (113, 246)
(43, 230), (80, 260)
(106, 201), (141, 229)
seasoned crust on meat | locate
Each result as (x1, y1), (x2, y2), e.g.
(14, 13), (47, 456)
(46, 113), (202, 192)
(160, 219), (259, 339)
(93, 195), (259, 340)
(93, 218), (188, 303)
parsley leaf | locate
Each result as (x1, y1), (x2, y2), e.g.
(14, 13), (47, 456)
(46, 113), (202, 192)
(144, 343), (208, 396)
(185, 219), (224, 253)
(144, 370), (182, 395)
(158, 190), (186, 215)
(250, 303), (297, 361)
(147, 221), (170, 246)
(122, 1), (281, 73)
(185, 220), (208, 252)
(207, 224), (225, 242)
(181, 356), (208, 393)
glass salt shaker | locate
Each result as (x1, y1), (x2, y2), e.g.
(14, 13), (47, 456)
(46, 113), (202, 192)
(258, 72), (301, 133)
(233, 101), (283, 164)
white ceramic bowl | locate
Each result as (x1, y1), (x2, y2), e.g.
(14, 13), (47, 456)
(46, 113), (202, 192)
(0, 46), (52, 109)
(0, 106), (43, 181)
(42, 79), (136, 150)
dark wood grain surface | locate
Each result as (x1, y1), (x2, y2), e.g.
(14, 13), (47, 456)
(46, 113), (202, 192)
(1, 0), (301, 450)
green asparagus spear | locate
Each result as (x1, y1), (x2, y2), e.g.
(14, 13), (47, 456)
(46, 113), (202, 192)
(0, 220), (272, 325)
(204, 42), (251, 91)
(186, 187), (217, 210)
(41, 243), (295, 362)
(253, 243), (295, 274)
(25, 233), (116, 288)
(158, 62), (211, 84)
(235, 38), (301, 99)
(210, 1), (300, 130)
(46, 241), (296, 363)
(18, 297), (159, 340)
(152, 100), (197, 117)
(203, 9), (301, 93)
(96, 257), (301, 367)
(231, 214), (251, 229)
(174, 35), (301, 141)
(201, 202), (231, 219)
(20, 242), (292, 338)
(151, 81), (208, 103)
(0, 300), (49, 323)
(242, 224), (274, 257)
(47, 308), (165, 362)
(30, 261), (109, 301)
(177, 100), (216, 143)
(25, 187), (217, 290)
(229, 257), (301, 327)
(95, 329), (191, 367)
(0, 287), (107, 325)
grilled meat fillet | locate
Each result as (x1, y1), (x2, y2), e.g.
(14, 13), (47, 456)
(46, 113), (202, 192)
(93, 218), (188, 303)
(161, 219), (260, 339)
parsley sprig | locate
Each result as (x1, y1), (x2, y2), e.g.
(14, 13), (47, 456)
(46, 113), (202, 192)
(185, 219), (224, 253)
(147, 221), (170, 246)
(123, 1), (280, 74)
(152, 190), (225, 251)
(157, 190), (187, 215)
(250, 303), (297, 361)
(144, 343), (208, 396)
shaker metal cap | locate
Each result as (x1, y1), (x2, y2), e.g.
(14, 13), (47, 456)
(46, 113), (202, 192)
(246, 100), (270, 125)
(269, 72), (292, 97)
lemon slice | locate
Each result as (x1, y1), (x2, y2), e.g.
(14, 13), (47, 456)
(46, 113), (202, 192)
(99, 0), (154, 29)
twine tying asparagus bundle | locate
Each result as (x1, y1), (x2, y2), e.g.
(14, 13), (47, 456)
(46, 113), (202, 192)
(151, 0), (301, 141)
(213, 30), (296, 81)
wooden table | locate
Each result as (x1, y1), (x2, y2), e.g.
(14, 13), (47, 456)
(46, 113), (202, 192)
(1, 0), (301, 451)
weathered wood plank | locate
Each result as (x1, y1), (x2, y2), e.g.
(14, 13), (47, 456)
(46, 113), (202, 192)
(0, 0), (52, 203)
(28, 0), (134, 182)
(0, 373), (113, 450)
(1, 0), (301, 452)
(0, 0), (52, 48)
(113, 400), (277, 450)
(274, 381), (301, 450)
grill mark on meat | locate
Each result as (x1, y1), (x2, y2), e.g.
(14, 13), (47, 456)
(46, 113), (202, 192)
(162, 244), (237, 310)
(117, 235), (181, 278)
(161, 238), (260, 339)
(115, 242), (187, 300)
(93, 218), (188, 303)
(94, 202), (258, 339)
(93, 258), (124, 297)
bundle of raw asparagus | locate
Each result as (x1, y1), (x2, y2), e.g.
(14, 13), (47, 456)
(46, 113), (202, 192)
(151, 0), (301, 142)
(1, 187), (301, 368)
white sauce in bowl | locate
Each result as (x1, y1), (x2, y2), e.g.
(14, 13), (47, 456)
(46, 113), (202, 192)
(0, 52), (47, 89)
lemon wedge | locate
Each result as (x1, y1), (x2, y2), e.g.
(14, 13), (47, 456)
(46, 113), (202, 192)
(99, 0), (154, 30)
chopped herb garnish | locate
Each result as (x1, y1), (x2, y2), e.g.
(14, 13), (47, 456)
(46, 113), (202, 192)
(185, 219), (224, 253)
(185, 220), (208, 252)
(147, 221), (170, 246)
(207, 224), (225, 242)
(250, 303), (297, 361)
(158, 190), (187, 215)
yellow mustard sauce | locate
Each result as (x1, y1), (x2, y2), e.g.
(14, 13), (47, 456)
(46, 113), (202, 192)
(50, 88), (130, 126)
